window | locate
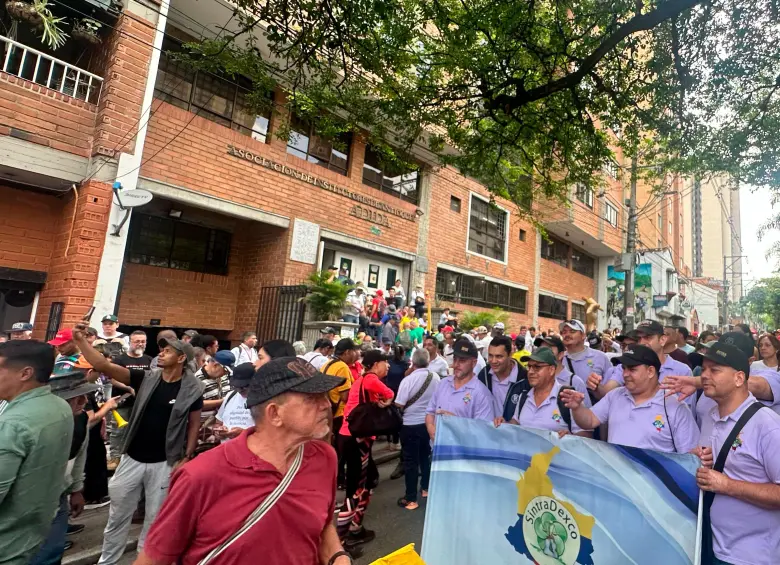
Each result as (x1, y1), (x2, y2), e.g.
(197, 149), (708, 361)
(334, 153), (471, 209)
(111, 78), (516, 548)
(571, 249), (595, 278)
(361, 146), (420, 204)
(541, 236), (569, 268)
(154, 36), (272, 142)
(435, 268), (526, 313)
(128, 214), (232, 275)
(605, 202), (618, 227)
(519, 229), (527, 242)
(287, 114), (351, 175)
(571, 302), (586, 322)
(666, 270), (675, 294)
(603, 161), (619, 179)
(575, 184), (594, 208)
(468, 196), (507, 262)
(450, 196), (461, 212)
(538, 294), (568, 320)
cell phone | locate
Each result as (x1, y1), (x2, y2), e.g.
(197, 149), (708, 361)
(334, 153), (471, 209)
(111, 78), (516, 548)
(82, 306), (96, 322)
(117, 392), (133, 405)
(558, 385), (576, 394)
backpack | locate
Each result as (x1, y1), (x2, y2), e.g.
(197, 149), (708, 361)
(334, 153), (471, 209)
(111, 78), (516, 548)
(398, 330), (413, 350)
(516, 389), (572, 432)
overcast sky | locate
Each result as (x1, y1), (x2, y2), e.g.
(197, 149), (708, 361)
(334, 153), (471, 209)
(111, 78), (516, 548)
(740, 184), (777, 290)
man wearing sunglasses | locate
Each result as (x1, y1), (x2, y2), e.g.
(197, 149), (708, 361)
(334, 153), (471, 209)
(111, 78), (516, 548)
(214, 363), (254, 443)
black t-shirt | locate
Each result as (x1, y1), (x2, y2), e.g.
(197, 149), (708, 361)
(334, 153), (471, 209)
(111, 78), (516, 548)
(126, 369), (203, 463)
(113, 354), (153, 410)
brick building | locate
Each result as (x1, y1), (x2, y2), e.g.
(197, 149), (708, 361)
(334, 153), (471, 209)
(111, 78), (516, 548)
(0, 0), (628, 343)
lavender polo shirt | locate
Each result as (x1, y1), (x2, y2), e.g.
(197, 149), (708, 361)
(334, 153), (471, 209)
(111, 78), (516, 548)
(487, 363), (519, 413)
(426, 375), (496, 421)
(590, 387), (699, 453)
(700, 394), (780, 565)
(555, 368), (592, 408)
(562, 347), (613, 384)
(610, 354), (695, 410)
(512, 380), (584, 434)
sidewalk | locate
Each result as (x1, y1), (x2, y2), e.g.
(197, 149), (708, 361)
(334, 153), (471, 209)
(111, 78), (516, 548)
(62, 440), (400, 565)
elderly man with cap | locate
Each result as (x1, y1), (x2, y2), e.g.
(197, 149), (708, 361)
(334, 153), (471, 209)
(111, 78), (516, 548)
(134, 357), (353, 565)
(196, 349), (236, 420)
(475, 326), (491, 361)
(213, 363), (255, 442)
(559, 319), (613, 402)
(0, 340), (73, 565)
(321, 326), (339, 345)
(688, 336), (780, 565)
(534, 335), (591, 408)
(495, 347), (592, 438)
(560, 345), (699, 453)
(29, 371), (119, 564)
(425, 338), (496, 441)
(7, 321), (33, 340)
(71, 323), (204, 565)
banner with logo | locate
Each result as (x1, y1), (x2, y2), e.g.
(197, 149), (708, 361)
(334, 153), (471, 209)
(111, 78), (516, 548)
(421, 417), (702, 565)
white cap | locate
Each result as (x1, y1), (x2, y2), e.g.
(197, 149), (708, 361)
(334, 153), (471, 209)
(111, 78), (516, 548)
(559, 319), (586, 333)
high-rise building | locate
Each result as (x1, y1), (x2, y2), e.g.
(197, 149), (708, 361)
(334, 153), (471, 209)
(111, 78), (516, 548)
(681, 176), (743, 303)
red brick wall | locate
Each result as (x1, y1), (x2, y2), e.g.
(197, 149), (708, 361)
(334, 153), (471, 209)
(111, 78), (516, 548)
(425, 167), (536, 330)
(0, 73), (97, 157)
(92, 12), (156, 158)
(33, 182), (113, 337)
(140, 101), (421, 253)
(0, 185), (60, 271)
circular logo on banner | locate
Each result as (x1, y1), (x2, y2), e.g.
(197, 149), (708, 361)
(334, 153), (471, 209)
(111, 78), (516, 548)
(523, 496), (581, 565)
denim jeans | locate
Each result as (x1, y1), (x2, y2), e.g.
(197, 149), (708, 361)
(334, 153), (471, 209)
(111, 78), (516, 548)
(29, 493), (69, 565)
(342, 315), (359, 324)
(400, 423), (431, 502)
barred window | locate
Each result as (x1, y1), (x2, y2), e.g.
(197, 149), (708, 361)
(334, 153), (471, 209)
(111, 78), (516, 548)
(435, 268), (526, 313)
(575, 184), (594, 208)
(287, 114), (351, 176)
(605, 202), (618, 227)
(538, 295), (568, 320)
(541, 236), (569, 268)
(362, 146), (420, 204)
(468, 196), (507, 262)
(571, 249), (595, 278)
(571, 302), (586, 322)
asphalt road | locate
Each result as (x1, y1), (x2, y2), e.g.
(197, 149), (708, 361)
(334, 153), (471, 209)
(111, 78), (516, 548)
(64, 447), (426, 564)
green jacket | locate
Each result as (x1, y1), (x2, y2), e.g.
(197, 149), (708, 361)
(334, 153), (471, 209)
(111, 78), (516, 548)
(0, 386), (72, 565)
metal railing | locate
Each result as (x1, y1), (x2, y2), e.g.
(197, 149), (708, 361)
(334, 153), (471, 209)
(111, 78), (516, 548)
(0, 35), (103, 104)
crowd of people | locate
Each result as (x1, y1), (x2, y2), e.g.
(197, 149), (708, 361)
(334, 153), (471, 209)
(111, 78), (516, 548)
(1, 304), (779, 565)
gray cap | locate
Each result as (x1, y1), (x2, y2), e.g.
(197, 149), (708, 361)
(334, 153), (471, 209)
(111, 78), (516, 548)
(158, 337), (195, 362)
(247, 357), (345, 407)
(50, 371), (99, 400)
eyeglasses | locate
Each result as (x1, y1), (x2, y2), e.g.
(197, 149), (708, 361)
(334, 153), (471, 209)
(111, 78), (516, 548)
(527, 363), (552, 373)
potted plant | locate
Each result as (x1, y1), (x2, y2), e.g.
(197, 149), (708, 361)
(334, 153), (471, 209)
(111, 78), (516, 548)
(458, 307), (510, 332)
(5, 0), (67, 48)
(302, 271), (353, 321)
(71, 17), (101, 45)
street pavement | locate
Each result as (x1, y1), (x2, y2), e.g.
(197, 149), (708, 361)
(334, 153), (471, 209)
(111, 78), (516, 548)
(63, 444), (425, 564)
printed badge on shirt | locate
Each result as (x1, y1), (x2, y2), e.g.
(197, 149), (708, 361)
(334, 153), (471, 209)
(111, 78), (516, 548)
(463, 392), (472, 404)
(552, 409), (562, 424)
(653, 414), (665, 432)
(731, 433), (743, 451)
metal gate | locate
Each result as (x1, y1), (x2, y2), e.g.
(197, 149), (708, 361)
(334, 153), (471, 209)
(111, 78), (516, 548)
(255, 285), (307, 345)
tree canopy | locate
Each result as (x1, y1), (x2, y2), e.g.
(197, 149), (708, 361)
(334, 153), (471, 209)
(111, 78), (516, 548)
(183, 0), (780, 212)
(741, 277), (780, 330)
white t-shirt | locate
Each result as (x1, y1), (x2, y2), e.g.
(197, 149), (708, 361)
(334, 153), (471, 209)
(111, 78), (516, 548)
(301, 351), (329, 369)
(216, 391), (252, 440)
(478, 336), (492, 360)
(428, 355), (449, 378)
(751, 360), (778, 372)
(395, 368), (440, 425)
(231, 344), (259, 366)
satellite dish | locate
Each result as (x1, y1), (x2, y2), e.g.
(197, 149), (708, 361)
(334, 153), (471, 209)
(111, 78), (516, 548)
(116, 189), (153, 208)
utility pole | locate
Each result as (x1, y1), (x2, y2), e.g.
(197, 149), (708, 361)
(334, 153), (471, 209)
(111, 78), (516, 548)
(622, 156), (639, 332)
(722, 256), (729, 331)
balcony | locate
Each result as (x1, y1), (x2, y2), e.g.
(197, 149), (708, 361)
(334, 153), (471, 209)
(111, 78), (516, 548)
(0, 35), (103, 104)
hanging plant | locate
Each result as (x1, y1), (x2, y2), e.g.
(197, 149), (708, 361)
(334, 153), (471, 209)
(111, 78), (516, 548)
(5, 0), (67, 49)
(72, 17), (101, 45)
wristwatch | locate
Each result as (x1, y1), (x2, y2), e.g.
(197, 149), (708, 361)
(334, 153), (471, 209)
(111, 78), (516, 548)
(327, 550), (352, 565)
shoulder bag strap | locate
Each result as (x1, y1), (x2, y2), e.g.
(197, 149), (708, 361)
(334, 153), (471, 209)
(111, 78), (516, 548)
(565, 356), (576, 376)
(402, 373), (434, 412)
(701, 402), (764, 563)
(663, 395), (676, 453)
(556, 395), (572, 432)
(198, 444), (305, 565)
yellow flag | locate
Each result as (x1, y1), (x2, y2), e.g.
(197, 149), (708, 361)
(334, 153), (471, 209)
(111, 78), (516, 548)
(369, 543), (426, 565)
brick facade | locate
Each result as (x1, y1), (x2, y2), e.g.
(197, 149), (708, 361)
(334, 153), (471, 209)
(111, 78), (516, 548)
(0, 73), (97, 157)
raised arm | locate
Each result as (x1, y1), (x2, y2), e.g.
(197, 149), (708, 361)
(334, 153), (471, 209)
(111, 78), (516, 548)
(559, 389), (602, 432)
(72, 323), (131, 385)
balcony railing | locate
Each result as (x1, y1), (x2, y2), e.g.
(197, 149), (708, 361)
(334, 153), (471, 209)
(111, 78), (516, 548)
(0, 35), (102, 104)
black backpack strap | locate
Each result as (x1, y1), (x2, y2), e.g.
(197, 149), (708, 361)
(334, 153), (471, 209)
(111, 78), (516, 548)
(557, 395), (572, 432)
(565, 356), (576, 376)
(402, 372), (434, 412)
(514, 390), (529, 422)
(663, 395), (676, 453)
(701, 402), (765, 563)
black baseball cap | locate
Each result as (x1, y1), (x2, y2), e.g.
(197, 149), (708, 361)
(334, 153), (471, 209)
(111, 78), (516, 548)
(635, 320), (664, 336)
(587, 330), (602, 348)
(541, 335), (564, 352)
(228, 362), (255, 388)
(246, 357), (346, 407)
(452, 338), (478, 359)
(611, 344), (661, 371)
(718, 332), (755, 359)
(615, 330), (640, 342)
(702, 341), (750, 375)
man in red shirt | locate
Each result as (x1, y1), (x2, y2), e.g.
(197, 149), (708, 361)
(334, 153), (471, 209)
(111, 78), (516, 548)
(134, 357), (355, 565)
